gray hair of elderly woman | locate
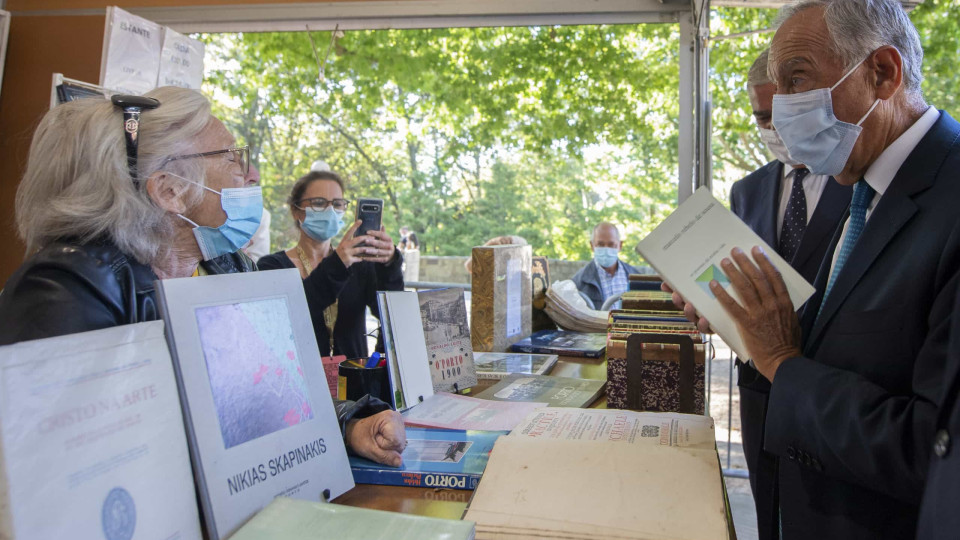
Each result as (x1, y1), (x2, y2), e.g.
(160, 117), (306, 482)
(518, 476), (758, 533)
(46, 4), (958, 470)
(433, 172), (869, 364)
(775, 0), (924, 100)
(16, 86), (213, 264)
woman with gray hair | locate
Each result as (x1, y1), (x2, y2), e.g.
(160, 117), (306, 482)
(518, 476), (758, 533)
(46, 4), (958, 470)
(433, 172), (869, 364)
(0, 86), (406, 467)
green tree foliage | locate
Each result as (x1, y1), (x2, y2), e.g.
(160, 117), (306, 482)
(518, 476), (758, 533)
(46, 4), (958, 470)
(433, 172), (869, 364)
(201, 1), (958, 262)
(202, 25), (679, 264)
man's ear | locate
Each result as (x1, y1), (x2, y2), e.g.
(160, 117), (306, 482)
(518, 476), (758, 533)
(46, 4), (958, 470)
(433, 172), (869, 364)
(145, 172), (189, 214)
(868, 45), (903, 101)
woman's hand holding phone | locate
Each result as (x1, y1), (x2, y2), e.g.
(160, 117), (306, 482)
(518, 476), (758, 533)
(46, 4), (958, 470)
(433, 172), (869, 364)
(335, 220), (371, 268)
(362, 226), (397, 264)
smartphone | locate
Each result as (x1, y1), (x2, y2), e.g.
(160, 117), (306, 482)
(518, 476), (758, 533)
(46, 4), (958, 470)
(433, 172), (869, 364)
(354, 198), (384, 246)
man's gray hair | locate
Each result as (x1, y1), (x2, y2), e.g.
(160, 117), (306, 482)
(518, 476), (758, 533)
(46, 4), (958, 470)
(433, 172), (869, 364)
(748, 49), (772, 88)
(16, 86), (213, 264)
(776, 0), (924, 96)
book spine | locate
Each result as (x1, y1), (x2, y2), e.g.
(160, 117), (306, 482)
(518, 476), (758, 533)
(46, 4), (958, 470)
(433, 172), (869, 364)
(351, 468), (481, 490)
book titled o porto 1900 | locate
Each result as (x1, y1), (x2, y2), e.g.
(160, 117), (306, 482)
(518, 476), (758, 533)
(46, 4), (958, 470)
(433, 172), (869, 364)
(157, 269), (355, 540)
(349, 428), (505, 490)
(0, 321), (202, 540)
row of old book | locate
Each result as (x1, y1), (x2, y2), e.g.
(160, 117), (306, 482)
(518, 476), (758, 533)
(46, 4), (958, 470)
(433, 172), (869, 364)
(607, 275), (708, 415)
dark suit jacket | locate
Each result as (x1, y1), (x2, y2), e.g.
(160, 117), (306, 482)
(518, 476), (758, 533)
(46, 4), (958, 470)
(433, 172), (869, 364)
(917, 286), (960, 539)
(729, 161), (850, 540)
(764, 111), (960, 539)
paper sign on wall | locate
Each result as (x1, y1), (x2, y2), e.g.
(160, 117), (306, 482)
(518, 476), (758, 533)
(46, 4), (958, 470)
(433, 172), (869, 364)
(100, 6), (163, 94)
(157, 27), (205, 90)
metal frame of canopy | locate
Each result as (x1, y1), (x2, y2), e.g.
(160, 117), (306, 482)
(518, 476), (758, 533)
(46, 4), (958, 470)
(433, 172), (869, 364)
(129, 0), (714, 205)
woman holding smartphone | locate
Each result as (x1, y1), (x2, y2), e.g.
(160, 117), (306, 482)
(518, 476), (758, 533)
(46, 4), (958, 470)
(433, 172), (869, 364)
(257, 170), (403, 360)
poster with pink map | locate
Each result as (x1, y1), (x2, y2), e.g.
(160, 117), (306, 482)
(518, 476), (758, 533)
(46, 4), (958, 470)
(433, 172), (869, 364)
(195, 298), (314, 449)
(157, 269), (353, 540)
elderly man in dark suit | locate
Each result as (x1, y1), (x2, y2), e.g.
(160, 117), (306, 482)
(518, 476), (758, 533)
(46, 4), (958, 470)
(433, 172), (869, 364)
(670, 0), (960, 537)
(729, 48), (850, 540)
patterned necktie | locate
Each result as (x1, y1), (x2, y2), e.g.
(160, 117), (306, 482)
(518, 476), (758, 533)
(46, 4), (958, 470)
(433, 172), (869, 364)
(778, 167), (810, 262)
(816, 179), (876, 321)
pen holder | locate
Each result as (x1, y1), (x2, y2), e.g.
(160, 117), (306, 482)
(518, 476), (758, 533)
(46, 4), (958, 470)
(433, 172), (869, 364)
(337, 360), (391, 403)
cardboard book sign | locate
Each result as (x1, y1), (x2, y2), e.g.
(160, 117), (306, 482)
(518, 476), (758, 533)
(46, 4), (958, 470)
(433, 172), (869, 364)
(99, 6), (163, 94)
(156, 269), (354, 540)
(471, 245), (532, 352)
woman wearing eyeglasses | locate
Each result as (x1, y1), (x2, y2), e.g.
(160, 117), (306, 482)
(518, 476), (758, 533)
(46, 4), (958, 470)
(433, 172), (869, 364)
(0, 87), (406, 468)
(257, 171), (403, 361)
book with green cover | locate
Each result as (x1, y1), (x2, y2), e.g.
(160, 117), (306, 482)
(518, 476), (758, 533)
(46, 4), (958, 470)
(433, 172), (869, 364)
(230, 497), (475, 540)
(474, 374), (606, 408)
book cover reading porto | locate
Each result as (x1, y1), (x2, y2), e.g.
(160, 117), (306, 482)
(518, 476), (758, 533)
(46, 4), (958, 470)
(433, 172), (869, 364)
(349, 428), (505, 490)
(157, 269), (354, 540)
(636, 187), (815, 361)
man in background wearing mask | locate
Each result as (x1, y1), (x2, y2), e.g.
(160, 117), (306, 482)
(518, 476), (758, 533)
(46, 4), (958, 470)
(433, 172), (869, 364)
(728, 48), (850, 540)
(668, 0), (960, 537)
(572, 222), (643, 310)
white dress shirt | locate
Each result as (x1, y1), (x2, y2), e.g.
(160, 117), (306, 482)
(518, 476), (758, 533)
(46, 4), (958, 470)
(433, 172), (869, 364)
(828, 106), (941, 274)
(776, 166), (830, 243)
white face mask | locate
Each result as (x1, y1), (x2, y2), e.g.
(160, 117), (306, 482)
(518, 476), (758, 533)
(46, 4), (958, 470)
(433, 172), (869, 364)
(758, 127), (802, 167)
(771, 56), (881, 176)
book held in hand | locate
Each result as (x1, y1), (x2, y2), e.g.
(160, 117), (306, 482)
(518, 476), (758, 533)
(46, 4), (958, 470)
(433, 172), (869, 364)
(349, 427), (505, 490)
(636, 186), (815, 360)
(509, 329), (607, 358)
(473, 351), (559, 380)
(474, 374), (606, 408)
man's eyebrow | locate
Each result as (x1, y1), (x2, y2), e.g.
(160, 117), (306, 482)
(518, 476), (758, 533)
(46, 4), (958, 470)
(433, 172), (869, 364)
(774, 56), (810, 76)
(752, 109), (772, 117)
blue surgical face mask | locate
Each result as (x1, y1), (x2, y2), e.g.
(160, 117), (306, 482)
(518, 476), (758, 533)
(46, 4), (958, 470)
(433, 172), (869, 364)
(771, 57), (881, 176)
(300, 207), (345, 242)
(169, 173), (263, 261)
(758, 127), (802, 167)
(594, 247), (620, 269)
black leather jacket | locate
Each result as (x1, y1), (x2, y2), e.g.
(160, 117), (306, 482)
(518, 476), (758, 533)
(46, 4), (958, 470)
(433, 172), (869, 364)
(0, 238), (388, 430)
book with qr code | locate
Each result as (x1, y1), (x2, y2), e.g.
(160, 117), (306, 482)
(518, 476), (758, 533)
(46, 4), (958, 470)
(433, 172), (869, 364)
(473, 374), (606, 408)
(508, 408), (716, 449)
(348, 427), (506, 490)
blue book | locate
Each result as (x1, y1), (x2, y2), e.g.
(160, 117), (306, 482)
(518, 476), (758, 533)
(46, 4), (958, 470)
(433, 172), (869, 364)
(349, 428), (506, 490)
(509, 329), (607, 358)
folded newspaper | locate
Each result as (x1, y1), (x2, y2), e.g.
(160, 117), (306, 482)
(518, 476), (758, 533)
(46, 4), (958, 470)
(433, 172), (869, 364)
(544, 280), (608, 333)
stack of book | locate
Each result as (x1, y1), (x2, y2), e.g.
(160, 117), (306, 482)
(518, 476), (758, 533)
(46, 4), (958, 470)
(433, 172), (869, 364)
(543, 280), (608, 332)
(463, 409), (731, 539)
(606, 299), (707, 414)
(619, 289), (677, 311)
